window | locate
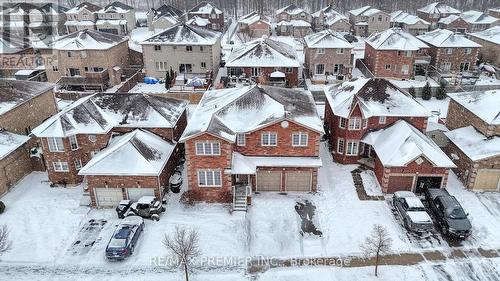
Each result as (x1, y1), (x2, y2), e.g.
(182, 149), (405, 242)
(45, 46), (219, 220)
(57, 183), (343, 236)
(74, 159), (82, 170)
(385, 64), (391, 70)
(441, 62), (451, 72)
(47, 137), (64, 152)
(67, 51), (76, 57)
(52, 65), (58, 72)
(346, 141), (359, 156)
(197, 170), (222, 187)
(261, 132), (277, 146)
(336, 48), (344, 54)
(292, 132), (308, 146)
(378, 15), (382, 21)
(200, 46), (204, 51)
(236, 133), (246, 146)
(337, 138), (344, 154)
(201, 62), (206, 68)
(195, 142), (221, 155)
(339, 117), (347, 129)
(69, 135), (78, 150)
(333, 64), (344, 74)
(155, 61), (167, 71)
(186, 46), (193, 52)
(154, 45), (161, 51)
(315, 64), (325, 75)
(401, 64), (409, 75)
(379, 116), (386, 124)
(251, 67), (261, 77)
(464, 48), (471, 54)
(284, 67), (293, 73)
(348, 118), (361, 130)
(460, 62), (470, 72)
(88, 135), (96, 142)
(317, 48), (325, 54)
(445, 48), (453, 54)
(53, 161), (69, 172)
(68, 68), (80, 76)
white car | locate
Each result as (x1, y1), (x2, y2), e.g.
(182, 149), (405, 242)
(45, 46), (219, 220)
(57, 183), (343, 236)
(393, 191), (433, 233)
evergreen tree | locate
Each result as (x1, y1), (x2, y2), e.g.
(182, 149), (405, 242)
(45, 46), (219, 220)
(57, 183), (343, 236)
(436, 81), (447, 100)
(165, 71), (170, 90)
(422, 82), (432, 100)
(408, 86), (416, 98)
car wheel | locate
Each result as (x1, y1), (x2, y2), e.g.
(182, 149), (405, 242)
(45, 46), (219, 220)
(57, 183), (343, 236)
(152, 214), (160, 221)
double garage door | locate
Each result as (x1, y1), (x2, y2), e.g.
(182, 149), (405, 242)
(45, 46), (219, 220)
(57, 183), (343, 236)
(94, 188), (155, 207)
(474, 169), (500, 190)
(256, 171), (311, 192)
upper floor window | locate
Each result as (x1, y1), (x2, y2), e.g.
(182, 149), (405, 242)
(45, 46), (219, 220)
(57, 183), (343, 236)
(339, 117), (347, 129)
(200, 46), (204, 52)
(236, 133), (246, 146)
(292, 132), (308, 147)
(385, 64), (391, 70)
(464, 48), (472, 54)
(348, 118), (361, 130)
(362, 119), (368, 128)
(201, 62), (206, 68)
(379, 116), (386, 124)
(195, 141), (220, 155)
(47, 137), (64, 152)
(336, 48), (344, 54)
(346, 141), (359, 156)
(154, 45), (161, 51)
(445, 48), (453, 54)
(186, 46), (193, 52)
(284, 67), (293, 73)
(337, 138), (345, 154)
(261, 132), (277, 146)
(317, 48), (325, 54)
(378, 15), (383, 21)
(74, 159), (82, 170)
(251, 67), (261, 77)
(69, 135), (78, 150)
(53, 161), (69, 172)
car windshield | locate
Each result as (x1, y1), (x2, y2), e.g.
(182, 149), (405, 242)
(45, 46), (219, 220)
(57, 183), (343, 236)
(114, 227), (131, 239)
(109, 238), (126, 248)
(446, 207), (467, 219)
(408, 206), (426, 212)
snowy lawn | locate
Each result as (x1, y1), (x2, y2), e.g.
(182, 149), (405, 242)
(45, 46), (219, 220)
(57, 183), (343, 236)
(128, 82), (169, 94)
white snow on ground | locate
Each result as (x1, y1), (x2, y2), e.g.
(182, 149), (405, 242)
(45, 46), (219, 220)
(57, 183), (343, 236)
(360, 170), (383, 196)
(389, 78), (439, 89)
(475, 74), (500, 85)
(128, 82), (169, 93)
(416, 97), (449, 122)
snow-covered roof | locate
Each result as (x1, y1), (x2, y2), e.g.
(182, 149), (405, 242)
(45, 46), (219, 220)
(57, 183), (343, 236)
(238, 12), (269, 26)
(97, 1), (134, 14)
(469, 26), (500, 45)
(189, 2), (222, 15)
(95, 19), (127, 25)
(461, 10), (499, 25)
(277, 19), (311, 27)
(276, 4), (306, 16)
(186, 16), (210, 27)
(0, 79), (54, 115)
(426, 121), (449, 132)
(78, 129), (175, 176)
(231, 152), (322, 174)
(32, 93), (188, 138)
(349, 6), (382, 17)
(445, 126), (500, 161)
(0, 130), (30, 160)
(304, 29), (353, 49)
(64, 20), (97, 26)
(418, 2), (460, 15)
(438, 14), (461, 25)
(312, 4), (345, 19)
(362, 120), (455, 167)
(49, 29), (127, 51)
(226, 37), (300, 68)
(0, 32), (30, 54)
(180, 85), (324, 142)
(417, 29), (481, 48)
(141, 23), (221, 45)
(367, 28), (429, 51)
(324, 78), (431, 119)
(391, 11), (430, 25)
(149, 4), (183, 21)
(66, 2), (101, 14)
(447, 90), (500, 125)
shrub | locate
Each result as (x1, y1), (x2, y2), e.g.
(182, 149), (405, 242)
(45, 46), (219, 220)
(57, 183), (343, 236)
(422, 82), (432, 100)
(0, 201), (5, 214)
(436, 81), (447, 100)
(408, 86), (416, 98)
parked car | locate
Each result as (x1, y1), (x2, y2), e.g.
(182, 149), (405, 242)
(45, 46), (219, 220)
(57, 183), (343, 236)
(105, 216), (144, 260)
(392, 191), (433, 233)
(424, 188), (472, 239)
(126, 196), (165, 221)
(116, 200), (132, 219)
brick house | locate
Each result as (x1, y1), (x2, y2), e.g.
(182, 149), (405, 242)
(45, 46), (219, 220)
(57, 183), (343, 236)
(390, 11), (430, 36)
(64, 2), (101, 33)
(489, 8), (500, 19)
(364, 28), (430, 79)
(141, 23), (221, 80)
(44, 29), (130, 91)
(276, 20), (312, 37)
(437, 15), (469, 33)
(95, 1), (136, 35)
(276, 4), (312, 23)
(238, 12), (271, 39)
(460, 11), (499, 32)
(187, 2), (224, 31)
(304, 30), (354, 83)
(324, 78), (454, 193)
(348, 6), (390, 37)
(417, 29), (481, 74)
(31, 93), (188, 191)
(469, 26), (500, 67)
(0, 79), (57, 196)
(79, 129), (178, 207)
(417, 2), (460, 29)
(225, 37), (300, 87)
(0, 32), (40, 79)
(179, 85), (324, 210)
(311, 4), (351, 32)
(147, 4), (183, 31)
(444, 90), (500, 190)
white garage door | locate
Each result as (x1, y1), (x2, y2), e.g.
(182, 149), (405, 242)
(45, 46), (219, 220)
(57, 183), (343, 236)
(94, 188), (123, 207)
(474, 169), (500, 190)
(286, 171), (312, 192)
(127, 188), (155, 201)
(256, 171), (281, 191)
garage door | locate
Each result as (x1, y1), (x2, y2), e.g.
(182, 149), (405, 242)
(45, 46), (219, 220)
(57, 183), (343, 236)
(256, 171), (281, 191)
(286, 171), (312, 192)
(387, 176), (414, 194)
(127, 188), (155, 201)
(94, 188), (123, 207)
(474, 169), (500, 190)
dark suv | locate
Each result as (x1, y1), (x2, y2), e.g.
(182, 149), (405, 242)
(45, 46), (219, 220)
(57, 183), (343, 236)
(424, 188), (472, 239)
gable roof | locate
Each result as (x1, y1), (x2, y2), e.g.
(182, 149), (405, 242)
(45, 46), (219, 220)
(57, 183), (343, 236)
(226, 37), (300, 67)
(461, 10), (499, 25)
(304, 29), (353, 49)
(367, 27), (429, 50)
(417, 28), (481, 48)
(349, 6), (383, 17)
(98, 1), (134, 13)
(141, 23), (221, 45)
(469, 26), (500, 45)
(276, 4), (306, 16)
(0, 32), (31, 54)
(66, 2), (101, 14)
(324, 78), (430, 119)
(32, 93), (188, 138)
(445, 126), (500, 161)
(189, 1), (222, 15)
(149, 4), (183, 21)
(418, 2), (460, 15)
(0, 130), (30, 160)
(78, 129), (176, 176)
(238, 12), (270, 26)
(438, 14), (462, 25)
(186, 16), (210, 27)
(0, 79), (54, 115)
(362, 120), (455, 167)
(447, 90), (500, 125)
(180, 85), (324, 142)
(391, 11), (430, 25)
(49, 29), (127, 50)
(312, 4), (344, 18)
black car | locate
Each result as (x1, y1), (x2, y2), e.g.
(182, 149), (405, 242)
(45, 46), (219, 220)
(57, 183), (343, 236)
(424, 188), (472, 239)
(105, 216), (144, 260)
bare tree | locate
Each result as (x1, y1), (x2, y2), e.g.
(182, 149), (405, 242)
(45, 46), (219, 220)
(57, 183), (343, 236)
(360, 224), (392, 277)
(163, 227), (201, 281)
(0, 225), (12, 257)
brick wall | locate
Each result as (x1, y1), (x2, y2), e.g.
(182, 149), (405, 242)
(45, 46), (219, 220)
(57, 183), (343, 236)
(365, 44), (417, 79)
(438, 18), (468, 32)
(446, 99), (500, 137)
(0, 143), (33, 196)
(304, 46), (352, 77)
(469, 36), (500, 67)
(428, 45), (479, 73)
